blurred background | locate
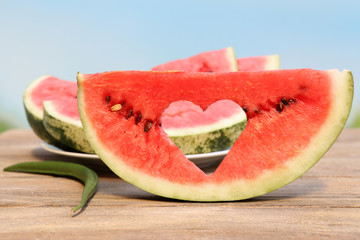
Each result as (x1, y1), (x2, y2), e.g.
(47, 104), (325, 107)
(1, 0), (359, 132)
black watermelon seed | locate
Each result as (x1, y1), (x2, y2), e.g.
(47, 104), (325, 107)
(144, 121), (153, 133)
(242, 107), (248, 113)
(126, 109), (133, 119)
(105, 96), (111, 103)
(135, 113), (142, 125)
(276, 102), (284, 113)
(281, 97), (289, 106)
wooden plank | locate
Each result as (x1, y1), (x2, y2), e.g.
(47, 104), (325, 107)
(0, 129), (359, 239)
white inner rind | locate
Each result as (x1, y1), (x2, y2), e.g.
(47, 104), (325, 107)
(78, 69), (353, 201)
(164, 109), (247, 137)
(225, 47), (239, 71)
(264, 54), (280, 70)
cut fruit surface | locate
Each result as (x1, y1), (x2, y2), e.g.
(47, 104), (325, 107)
(77, 69), (353, 201)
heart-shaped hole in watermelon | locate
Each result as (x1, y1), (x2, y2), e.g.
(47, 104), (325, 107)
(160, 99), (248, 170)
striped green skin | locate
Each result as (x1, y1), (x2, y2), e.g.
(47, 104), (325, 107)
(43, 101), (94, 154)
(169, 120), (247, 155)
(24, 104), (58, 144)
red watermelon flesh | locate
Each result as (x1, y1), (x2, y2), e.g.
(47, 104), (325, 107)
(30, 76), (77, 119)
(46, 97), (81, 122)
(77, 69), (353, 201)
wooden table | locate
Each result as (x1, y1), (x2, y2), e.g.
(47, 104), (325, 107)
(0, 129), (359, 239)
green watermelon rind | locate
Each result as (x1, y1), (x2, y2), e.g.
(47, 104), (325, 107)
(43, 100), (94, 154)
(170, 121), (247, 155)
(78, 69), (353, 202)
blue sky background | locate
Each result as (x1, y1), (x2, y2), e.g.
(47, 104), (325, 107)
(1, 0), (359, 128)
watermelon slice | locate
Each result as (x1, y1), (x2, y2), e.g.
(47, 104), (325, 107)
(77, 69), (353, 201)
(43, 99), (94, 153)
(237, 54), (280, 71)
(161, 100), (247, 155)
(151, 47), (238, 72)
(23, 75), (77, 150)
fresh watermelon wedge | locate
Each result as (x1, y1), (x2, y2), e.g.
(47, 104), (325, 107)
(23, 75), (77, 150)
(151, 47), (238, 72)
(237, 54), (280, 71)
(161, 100), (247, 155)
(77, 69), (353, 201)
(43, 99), (94, 153)
(23, 75), (93, 153)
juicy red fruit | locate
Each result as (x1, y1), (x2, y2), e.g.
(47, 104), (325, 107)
(80, 70), (331, 183)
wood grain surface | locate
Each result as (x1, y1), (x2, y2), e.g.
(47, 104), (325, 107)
(0, 129), (359, 239)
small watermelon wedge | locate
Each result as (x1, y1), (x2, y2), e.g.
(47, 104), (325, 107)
(23, 75), (93, 153)
(152, 47), (238, 72)
(77, 69), (353, 201)
(23, 75), (77, 150)
(161, 100), (247, 155)
(43, 99), (94, 153)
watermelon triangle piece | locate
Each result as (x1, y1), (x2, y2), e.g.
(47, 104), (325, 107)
(161, 100), (247, 155)
(77, 69), (353, 201)
(152, 47), (238, 72)
(43, 99), (94, 153)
